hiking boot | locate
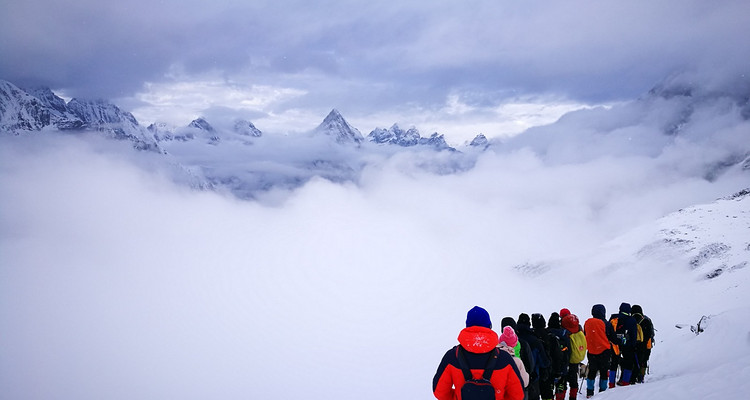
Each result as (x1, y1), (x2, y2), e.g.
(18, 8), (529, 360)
(616, 380), (630, 386)
(586, 388), (594, 398)
(608, 382), (615, 389)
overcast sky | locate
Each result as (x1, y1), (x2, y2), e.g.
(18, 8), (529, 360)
(2, 0), (749, 142)
(2, 2), (750, 397)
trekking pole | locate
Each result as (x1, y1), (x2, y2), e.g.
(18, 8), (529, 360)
(579, 376), (585, 394)
(578, 363), (587, 394)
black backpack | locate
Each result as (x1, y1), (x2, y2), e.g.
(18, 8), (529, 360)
(456, 347), (499, 400)
(641, 316), (655, 340)
(544, 332), (565, 376)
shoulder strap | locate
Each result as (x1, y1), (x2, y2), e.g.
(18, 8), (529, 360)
(456, 346), (473, 381)
(456, 346), (498, 381)
(482, 348), (499, 380)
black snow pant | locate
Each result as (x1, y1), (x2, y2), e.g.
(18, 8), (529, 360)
(556, 363), (579, 395)
(631, 343), (651, 383)
(527, 379), (540, 400)
(619, 347), (636, 372)
(586, 351), (610, 383)
(540, 376), (555, 400)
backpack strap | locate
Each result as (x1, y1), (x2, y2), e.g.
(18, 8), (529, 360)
(482, 348), (499, 380)
(456, 346), (498, 381)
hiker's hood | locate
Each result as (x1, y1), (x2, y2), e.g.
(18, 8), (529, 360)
(458, 326), (499, 353)
(592, 304), (607, 320)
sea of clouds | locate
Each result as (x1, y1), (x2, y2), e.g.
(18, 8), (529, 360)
(1, 78), (748, 398)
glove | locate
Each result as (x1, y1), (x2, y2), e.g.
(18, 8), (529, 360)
(616, 333), (625, 346)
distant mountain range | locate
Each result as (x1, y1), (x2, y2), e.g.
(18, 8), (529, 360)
(0, 80), (468, 152)
(2, 77), (749, 199)
(1, 79), (487, 198)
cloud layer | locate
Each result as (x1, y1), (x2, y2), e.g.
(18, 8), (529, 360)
(3, 1), (749, 141)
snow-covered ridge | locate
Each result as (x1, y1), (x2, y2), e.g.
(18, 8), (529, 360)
(367, 123), (454, 151)
(0, 80), (158, 151)
(517, 188), (750, 283)
(0, 80), (51, 131)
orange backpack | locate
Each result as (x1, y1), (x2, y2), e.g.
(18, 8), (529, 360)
(610, 318), (620, 356)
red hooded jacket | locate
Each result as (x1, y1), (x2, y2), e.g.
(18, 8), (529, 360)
(433, 326), (524, 400)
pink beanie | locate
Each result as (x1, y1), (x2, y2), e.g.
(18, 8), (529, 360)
(498, 326), (518, 347)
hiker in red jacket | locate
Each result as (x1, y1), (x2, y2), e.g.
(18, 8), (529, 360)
(433, 306), (525, 400)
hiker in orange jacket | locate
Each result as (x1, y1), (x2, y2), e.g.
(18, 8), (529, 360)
(583, 304), (614, 398)
(433, 306), (525, 400)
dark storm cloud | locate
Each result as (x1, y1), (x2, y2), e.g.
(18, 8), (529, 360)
(1, 0), (748, 106)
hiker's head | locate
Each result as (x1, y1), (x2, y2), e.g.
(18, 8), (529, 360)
(466, 306), (492, 328)
(517, 313), (531, 327)
(498, 326), (518, 347)
(592, 304), (606, 319)
(501, 316), (517, 330)
(532, 313), (546, 330)
(548, 312), (561, 328)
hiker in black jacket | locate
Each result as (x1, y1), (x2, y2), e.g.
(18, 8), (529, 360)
(630, 304), (654, 384)
(611, 303), (638, 386)
(532, 313), (562, 400)
(516, 313), (550, 400)
(547, 313), (572, 400)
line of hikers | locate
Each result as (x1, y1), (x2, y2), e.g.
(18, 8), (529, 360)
(432, 303), (655, 400)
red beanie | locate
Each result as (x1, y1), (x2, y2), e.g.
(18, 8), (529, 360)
(562, 314), (580, 333)
(560, 308), (571, 318)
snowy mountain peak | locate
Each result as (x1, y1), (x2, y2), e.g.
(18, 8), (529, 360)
(0, 80), (50, 132)
(367, 123), (455, 151)
(314, 109), (364, 144)
(469, 134), (489, 148)
(420, 132), (453, 151)
(25, 86), (69, 115)
(233, 119), (262, 137)
(0, 80), (158, 150)
(67, 98), (139, 128)
(66, 99), (157, 150)
(367, 127), (394, 144)
(367, 123), (417, 146)
(188, 117), (215, 132)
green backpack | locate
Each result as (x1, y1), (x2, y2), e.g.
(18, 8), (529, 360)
(569, 331), (587, 364)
